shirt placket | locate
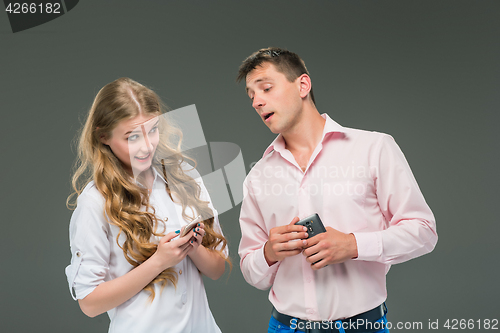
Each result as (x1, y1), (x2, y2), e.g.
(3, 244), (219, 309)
(177, 260), (188, 305)
(298, 171), (320, 321)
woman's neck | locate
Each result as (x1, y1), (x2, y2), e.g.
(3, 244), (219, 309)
(135, 167), (155, 191)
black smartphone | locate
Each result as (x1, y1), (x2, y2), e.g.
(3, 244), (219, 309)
(295, 213), (326, 238)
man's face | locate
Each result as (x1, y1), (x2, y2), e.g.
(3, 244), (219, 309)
(245, 62), (303, 135)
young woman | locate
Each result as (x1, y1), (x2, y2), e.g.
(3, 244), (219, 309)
(65, 77), (230, 332)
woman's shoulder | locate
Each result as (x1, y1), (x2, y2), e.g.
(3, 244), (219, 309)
(77, 180), (105, 208)
(69, 181), (110, 240)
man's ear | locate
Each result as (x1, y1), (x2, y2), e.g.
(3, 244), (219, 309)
(298, 74), (312, 99)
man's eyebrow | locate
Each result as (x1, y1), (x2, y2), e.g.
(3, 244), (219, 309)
(246, 77), (273, 93)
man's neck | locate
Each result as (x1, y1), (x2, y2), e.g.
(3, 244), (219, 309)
(282, 105), (326, 154)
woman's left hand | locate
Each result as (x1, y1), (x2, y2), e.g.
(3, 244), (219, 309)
(185, 221), (226, 280)
(187, 222), (205, 255)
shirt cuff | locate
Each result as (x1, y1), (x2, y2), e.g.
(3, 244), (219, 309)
(254, 243), (280, 276)
(352, 231), (382, 261)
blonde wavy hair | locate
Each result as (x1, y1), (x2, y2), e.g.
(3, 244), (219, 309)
(67, 77), (230, 300)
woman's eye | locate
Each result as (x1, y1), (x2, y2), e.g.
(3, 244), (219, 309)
(128, 134), (139, 142)
(149, 126), (158, 134)
(264, 87), (271, 92)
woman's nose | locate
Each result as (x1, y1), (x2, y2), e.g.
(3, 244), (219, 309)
(140, 125), (154, 152)
(141, 136), (153, 152)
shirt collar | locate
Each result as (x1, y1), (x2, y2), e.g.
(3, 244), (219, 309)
(135, 166), (168, 190)
(262, 113), (345, 158)
(153, 166), (168, 184)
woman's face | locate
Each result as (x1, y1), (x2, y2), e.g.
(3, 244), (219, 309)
(102, 113), (160, 176)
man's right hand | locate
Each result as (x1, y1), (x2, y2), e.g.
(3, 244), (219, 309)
(264, 217), (308, 266)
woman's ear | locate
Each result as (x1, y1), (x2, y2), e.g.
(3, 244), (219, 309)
(100, 135), (109, 145)
(97, 127), (109, 145)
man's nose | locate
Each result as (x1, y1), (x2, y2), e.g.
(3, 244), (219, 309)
(252, 94), (266, 109)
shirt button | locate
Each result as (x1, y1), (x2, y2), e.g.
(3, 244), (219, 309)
(179, 269), (182, 275)
(306, 277), (312, 283)
(307, 309), (314, 314)
(76, 251), (82, 257)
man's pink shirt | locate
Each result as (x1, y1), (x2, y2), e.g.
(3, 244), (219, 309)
(238, 114), (437, 321)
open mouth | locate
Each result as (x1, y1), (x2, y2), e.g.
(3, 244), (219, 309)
(263, 112), (274, 121)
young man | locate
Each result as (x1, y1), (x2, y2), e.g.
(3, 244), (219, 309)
(237, 47), (437, 333)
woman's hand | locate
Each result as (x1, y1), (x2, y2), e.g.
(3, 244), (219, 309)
(78, 230), (192, 318)
(185, 223), (226, 280)
(187, 223), (205, 255)
(152, 231), (193, 271)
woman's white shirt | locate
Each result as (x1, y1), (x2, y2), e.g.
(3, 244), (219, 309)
(65, 169), (224, 333)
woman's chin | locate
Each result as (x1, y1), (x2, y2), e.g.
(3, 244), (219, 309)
(130, 162), (153, 176)
(133, 165), (151, 174)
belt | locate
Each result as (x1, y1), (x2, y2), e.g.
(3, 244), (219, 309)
(271, 303), (387, 333)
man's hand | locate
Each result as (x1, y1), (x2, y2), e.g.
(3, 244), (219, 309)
(264, 217), (308, 266)
(302, 227), (358, 270)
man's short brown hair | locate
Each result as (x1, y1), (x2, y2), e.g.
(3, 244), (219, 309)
(237, 47), (315, 104)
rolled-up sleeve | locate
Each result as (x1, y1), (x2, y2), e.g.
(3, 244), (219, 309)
(238, 180), (279, 290)
(353, 134), (438, 264)
(65, 191), (110, 300)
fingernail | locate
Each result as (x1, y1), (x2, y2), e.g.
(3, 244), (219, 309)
(175, 230), (180, 234)
(197, 223), (200, 226)
(191, 240), (193, 243)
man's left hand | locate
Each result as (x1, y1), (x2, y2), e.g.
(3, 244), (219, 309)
(302, 227), (358, 270)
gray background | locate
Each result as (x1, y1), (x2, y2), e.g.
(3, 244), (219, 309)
(1, 1), (498, 332)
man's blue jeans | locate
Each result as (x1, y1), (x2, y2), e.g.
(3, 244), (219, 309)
(267, 313), (390, 333)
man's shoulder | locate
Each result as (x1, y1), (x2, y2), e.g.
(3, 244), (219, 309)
(245, 151), (276, 182)
(342, 125), (389, 138)
(335, 126), (393, 147)
(323, 113), (391, 140)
